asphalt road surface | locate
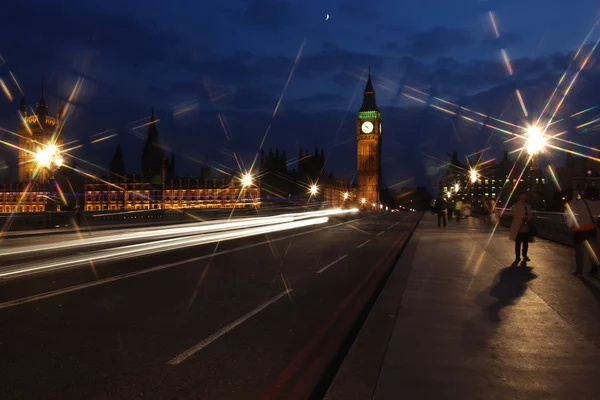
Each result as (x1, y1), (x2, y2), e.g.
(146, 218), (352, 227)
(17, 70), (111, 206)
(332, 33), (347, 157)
(0, 211), (421, 400)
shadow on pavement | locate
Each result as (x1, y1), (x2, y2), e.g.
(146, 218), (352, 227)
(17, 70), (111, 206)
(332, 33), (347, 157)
(486, 265), (538, 323)
(575, 275), (600, 305)
(461, 265), (537, 355)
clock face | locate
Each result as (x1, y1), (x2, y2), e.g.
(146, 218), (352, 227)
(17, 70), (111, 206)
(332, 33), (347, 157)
(361, 121), (374, 134)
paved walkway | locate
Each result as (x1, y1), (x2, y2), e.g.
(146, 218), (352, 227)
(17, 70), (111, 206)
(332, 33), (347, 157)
(327, 214), (600, 400)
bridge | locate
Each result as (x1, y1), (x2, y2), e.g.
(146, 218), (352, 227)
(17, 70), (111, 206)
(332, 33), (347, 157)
(0, 210), (597, 399)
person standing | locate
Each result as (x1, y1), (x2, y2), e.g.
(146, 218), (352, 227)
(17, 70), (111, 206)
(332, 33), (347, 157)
(75, 201), (82, 228)
(565, 187), (600, 276)
(454, 199), (463, 223)
(510, 191), (533, 264)
(446, 198), (453, 222)
(436, 195), (448, 228)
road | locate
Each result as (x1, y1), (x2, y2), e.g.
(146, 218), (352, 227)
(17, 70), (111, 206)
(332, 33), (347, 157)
(0, 211), (421, 400)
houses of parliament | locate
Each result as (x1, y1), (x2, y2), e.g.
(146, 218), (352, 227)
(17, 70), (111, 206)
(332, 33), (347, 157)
(0, 73), (384, 213)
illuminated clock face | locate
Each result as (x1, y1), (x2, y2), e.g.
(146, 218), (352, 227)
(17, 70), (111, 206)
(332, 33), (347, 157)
(361, 121), (374, 134)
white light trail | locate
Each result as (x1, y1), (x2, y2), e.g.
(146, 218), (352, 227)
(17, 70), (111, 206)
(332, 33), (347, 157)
(0, 216), (334, 279)
(0, 208), (358, 258)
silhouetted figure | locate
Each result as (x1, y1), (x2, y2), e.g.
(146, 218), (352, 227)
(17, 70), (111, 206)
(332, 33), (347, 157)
(565, 187), (600, 276)
(435, 196), (447, 227)
(510, 191), (533, 264)
(75, 201), (82, 227)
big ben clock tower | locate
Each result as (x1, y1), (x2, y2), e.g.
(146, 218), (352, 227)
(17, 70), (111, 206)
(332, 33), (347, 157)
(356, 68), (382, 208)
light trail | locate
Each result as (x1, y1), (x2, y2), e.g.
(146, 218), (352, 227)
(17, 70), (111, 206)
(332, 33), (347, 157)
(0, 216), (333, 280)
(0, 208), (358, 258)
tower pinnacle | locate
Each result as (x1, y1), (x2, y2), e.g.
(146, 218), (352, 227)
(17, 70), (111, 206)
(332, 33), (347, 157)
(359, 68), (378, 112)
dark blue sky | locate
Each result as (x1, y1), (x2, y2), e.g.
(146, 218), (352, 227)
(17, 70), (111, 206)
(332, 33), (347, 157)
(1, 0), (599, 191)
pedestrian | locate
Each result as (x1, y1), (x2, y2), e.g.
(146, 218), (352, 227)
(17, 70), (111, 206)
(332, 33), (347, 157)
(455, 199), (463, 222)
(565, 187), (600, 276)
(75, 201), (82, 228)
(446, 198), (453, 222)
(509, 191), (533, 264)
(436, 195), (447, 228)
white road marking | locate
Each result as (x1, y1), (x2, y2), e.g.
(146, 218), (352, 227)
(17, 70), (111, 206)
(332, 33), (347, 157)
(377, 231), (385, 236)
(0, 218), (362, 311)
(356, 239), (371, 249)
(168, 289), (293, 365)
(316, 254), (348, 274)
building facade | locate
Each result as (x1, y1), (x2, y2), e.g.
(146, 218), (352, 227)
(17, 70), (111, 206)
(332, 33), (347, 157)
(356, 70), (382, 207)
(18, 86), (65, 183)
(84, 177), (260, 211)
(438, 151), (549, 210)
(0, 183), (52, 213)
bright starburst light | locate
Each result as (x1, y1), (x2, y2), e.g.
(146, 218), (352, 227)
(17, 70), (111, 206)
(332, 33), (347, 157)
(525, 125), (546, 155)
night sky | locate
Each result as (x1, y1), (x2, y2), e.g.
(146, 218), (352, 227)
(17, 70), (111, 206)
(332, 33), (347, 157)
(1, 0), (599, 191)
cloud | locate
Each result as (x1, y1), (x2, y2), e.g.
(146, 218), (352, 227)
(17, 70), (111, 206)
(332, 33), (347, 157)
(383, 41), (401, 51)
(481, 32), (522, 49)
(239, 0), (308, 32)
(339, 0), (381, 19)
(286, 93), (347, 111)
(378, 23), (413, 34)
(402, 27), (473, 57)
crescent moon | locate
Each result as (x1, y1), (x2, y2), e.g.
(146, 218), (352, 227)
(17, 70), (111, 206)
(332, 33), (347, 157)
(325, 14), (330, 21)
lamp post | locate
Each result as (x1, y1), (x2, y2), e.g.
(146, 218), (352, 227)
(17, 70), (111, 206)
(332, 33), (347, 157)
(524, 125), (546, 199)
(35, 143), (63, 212)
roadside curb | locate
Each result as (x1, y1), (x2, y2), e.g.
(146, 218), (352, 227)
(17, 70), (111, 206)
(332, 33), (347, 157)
(314, 213), (424, 399)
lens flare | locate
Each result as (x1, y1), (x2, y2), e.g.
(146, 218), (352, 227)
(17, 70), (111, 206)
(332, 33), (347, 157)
(525, 126), (546, 155)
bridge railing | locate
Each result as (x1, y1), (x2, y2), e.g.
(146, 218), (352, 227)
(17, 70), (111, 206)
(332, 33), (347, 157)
(498, 210), (573, 246)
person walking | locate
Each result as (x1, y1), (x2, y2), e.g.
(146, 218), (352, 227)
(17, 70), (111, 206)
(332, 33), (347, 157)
(436, 195), (448, 228)
(565, 187), (600, 276)
(510, 191), (533, 264)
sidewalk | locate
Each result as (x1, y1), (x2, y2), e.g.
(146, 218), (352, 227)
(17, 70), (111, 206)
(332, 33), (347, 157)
(326, 214), (600, 399)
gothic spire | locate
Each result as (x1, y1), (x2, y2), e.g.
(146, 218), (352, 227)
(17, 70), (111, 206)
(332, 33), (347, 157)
(36, 74), (48, 116)
(359, 67), (378, 112)
(20, 96), (26, 116)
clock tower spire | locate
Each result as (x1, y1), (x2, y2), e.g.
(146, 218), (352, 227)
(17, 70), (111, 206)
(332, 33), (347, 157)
(356, 68), (382, 209)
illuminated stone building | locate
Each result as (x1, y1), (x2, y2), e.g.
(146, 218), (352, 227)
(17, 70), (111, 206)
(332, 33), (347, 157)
(356, 70), (382, 208)
(0, 182), (51, 213)
(439, 150), (549, 209)
(0, 80), (69, 213)
(84, 176), (259, 211)
(84, 109), (259, 211)
(18, 84), (64, 183)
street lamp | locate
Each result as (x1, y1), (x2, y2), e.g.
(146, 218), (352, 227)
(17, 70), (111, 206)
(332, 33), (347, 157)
(343, 191), (349, 200)
(469, 169), (478, 184)
(310, 184), (318, 196)
(35, 143), (63, 212)
(361, 198), (366, 205)
(239, 173), (254, 188)
(525, 125), (546, 156)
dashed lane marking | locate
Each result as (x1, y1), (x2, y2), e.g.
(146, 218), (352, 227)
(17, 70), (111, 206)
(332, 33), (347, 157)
(356, 239), (371, 249)
(168, 289), (293, 365)
(376, 231), (385, 236)
(316, 254), (348, 274)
